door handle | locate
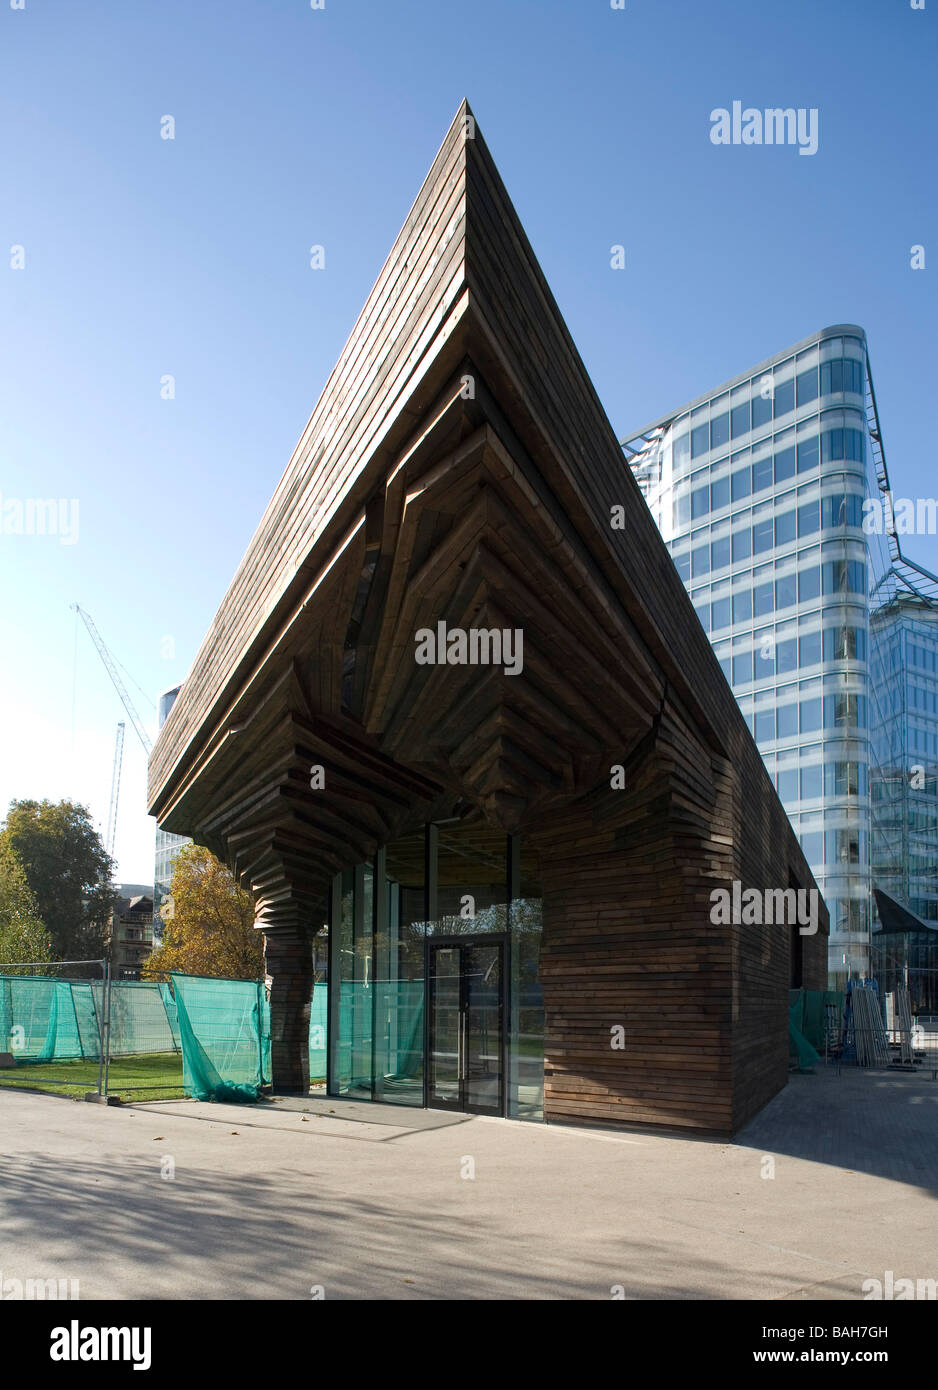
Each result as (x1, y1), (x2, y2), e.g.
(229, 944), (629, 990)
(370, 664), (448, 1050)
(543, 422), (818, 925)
(460, 1010), (469, 1081)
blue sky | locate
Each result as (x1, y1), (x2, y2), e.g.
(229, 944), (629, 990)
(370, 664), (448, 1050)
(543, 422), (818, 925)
(1, 0), (935, 882)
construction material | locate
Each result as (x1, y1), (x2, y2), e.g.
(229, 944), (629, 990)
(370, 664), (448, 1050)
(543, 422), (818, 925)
(846, 983), (890, 1067)
(894, 986), (915, 1066)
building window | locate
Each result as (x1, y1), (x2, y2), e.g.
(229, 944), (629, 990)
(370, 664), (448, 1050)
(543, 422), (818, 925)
(710, 474), (730, 511)
(775, 574), (797, 610)
(797, 435), (819, 472)
(752, 519), (775, 555)
(752, 455), (774, 493)
(777, 637), (798, 673)
(753, 581), (774, 616)
(754, 710), (776, 742)
(751, 389), (773, 431)
(710, 412), (730, 450)
(800, 765), (823, 800)
(732, 528), (752, 561)
(711, 536), (731, 571)
(733, 589), (753, 622)
(774, 444), (796, 482)
(777, 704), (799, 739)
(799, 631), (822, 667)
(774, 378), (795, 418)
(733, 652), (753, 684)
(775, 511), (796, 547)
(711, 596), (732, 630)
(800, 698), (823, 733)
(691, 485), (709, 519)
(798, 566), (821, 602)
(731, 465), (751, 501)
(797, 367), (819, 405)
(731, 400), (750, 438)
(691, 422), (710, 459)
(777, 768), (799, 801)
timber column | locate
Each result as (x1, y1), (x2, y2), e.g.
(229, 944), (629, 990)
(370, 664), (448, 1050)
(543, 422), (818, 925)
(255, 884), (323, 1094)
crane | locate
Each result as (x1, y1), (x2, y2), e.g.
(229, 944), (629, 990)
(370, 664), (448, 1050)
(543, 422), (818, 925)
(71, 603), (153, 754)
(104, 722), (125, 859)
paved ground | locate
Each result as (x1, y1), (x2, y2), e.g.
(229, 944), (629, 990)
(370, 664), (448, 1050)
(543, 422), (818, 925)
(1, 1066), (935, 1300)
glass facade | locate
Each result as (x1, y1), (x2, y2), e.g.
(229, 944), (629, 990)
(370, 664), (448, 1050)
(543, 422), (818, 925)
(624, 326), (938, 991)
(870, 594), (938, 1011)
(152, 685), (191, 940)
(327, 813), (545, 1119)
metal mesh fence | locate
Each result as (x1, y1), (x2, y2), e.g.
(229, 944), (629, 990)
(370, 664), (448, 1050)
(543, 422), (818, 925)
(0, 964), (270, 1101)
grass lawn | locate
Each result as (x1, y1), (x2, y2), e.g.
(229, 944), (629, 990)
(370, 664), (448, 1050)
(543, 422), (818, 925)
(0, 1052), (186, 1102)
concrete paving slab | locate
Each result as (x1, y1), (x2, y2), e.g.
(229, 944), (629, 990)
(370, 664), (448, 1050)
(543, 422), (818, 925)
(0, 1066), (935, 1300)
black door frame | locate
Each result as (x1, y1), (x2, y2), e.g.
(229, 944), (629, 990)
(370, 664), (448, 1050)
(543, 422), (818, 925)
(425, 932), (508, 1117)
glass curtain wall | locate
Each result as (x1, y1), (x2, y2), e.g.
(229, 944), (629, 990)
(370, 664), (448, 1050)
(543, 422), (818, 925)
(327, 820), (545, 1118)
(329, 864), (374, 1098)
(625, 330), (877, 986)
(871, 598), (938, 1011)
(509, 838), (545, 1119)
(376, 831), (426, 1105)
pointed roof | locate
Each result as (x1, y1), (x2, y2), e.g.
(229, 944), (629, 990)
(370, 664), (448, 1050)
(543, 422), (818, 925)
(149, 103), (751, 862)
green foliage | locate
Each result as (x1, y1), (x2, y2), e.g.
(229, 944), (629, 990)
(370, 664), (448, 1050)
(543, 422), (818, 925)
(144, 843), (262, 981)
(0, 799), (117, 961)
(0, 840), (51, 968)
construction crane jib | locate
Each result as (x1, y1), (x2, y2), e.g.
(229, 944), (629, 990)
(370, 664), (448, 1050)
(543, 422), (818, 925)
(71, 603), (153, 755)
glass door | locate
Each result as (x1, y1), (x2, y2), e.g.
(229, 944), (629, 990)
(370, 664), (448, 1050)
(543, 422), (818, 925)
(427, 937), (505, 1115)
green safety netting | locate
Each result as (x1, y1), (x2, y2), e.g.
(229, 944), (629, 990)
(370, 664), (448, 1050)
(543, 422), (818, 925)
(170, 974), (270, 1102)
(92, 980), (179, 1055)
(788, 993), (819, 1072)
(332, 980), (424, 1094)
(0, 975), (182, 1062)
(1, 977), (100, 1061)
(789, 988), (844, 1071)
(789, 988), (844, 1053)
(309, 984), (327, 1080)
(375, 981), (424, 1090)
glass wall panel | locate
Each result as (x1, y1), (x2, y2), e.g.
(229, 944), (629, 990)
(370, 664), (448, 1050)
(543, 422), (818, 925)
(331, 864), (374, 1099)
(376, 831), (428, 1105)
(432, 814), (508, 933)
(509, 838), (544, 1120)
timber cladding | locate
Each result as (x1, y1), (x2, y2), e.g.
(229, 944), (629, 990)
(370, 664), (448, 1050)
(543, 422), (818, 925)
(148, 101), (828, 1132)
(532, 699), (826, 1135)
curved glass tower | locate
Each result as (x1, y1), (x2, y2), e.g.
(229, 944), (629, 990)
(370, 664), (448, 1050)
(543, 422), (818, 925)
(623, 325), (937, 991)
(153, 684), (190, 932)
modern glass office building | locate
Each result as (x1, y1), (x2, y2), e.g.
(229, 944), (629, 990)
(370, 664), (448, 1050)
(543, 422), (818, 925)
(152, 685), (190, 933)
(869, 581), (938, 1010)
(623, 325), (938, 993)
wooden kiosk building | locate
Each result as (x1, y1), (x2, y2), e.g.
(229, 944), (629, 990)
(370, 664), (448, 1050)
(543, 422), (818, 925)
(148, 104), (827, 1134)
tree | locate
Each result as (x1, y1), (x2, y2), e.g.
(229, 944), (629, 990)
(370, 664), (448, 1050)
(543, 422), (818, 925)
(0, 840), (52, 970)
(143, 843), (262, 981)
(0, 800), (116, 961)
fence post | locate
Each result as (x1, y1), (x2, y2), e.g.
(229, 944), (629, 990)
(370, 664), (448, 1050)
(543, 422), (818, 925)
(101, 962), (113, 1099)
(256, 981), (265, 1089)
(94, 959), (107, 1097)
